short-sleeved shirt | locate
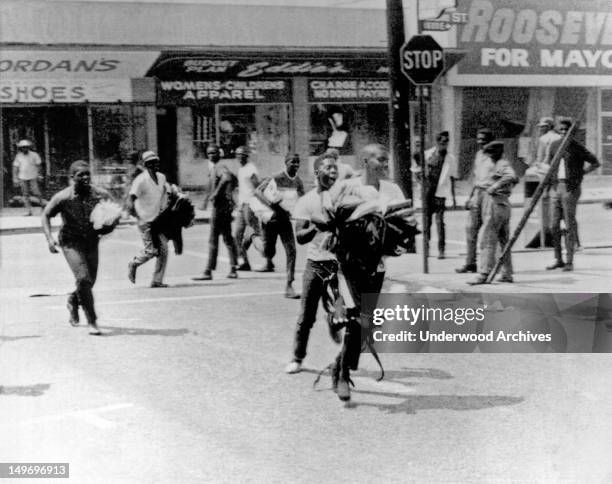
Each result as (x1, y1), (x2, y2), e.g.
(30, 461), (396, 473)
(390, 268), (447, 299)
(238, 162), (259, 205)
(260, 170), (305, 215)
(472, 150), (496, 188)
(130, 171), (168, 223)
(340, 176), (406, 205)
(293, 188), (336, 262)
(13, 151), (42, 180)
(46, 185), (108, 248)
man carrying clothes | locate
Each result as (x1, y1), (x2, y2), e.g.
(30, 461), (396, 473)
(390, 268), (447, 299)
(42, 161), (110, 335)
(331, 143), (405, 401)
(193, 143), (239, 281)
(412, 131), (457, 259)
(13, 139), (44, 216)
(469, 141), (518, 285)
(127, 150), (172, 288)
(285, 154), (338, 373)
(456, 128), (495, 273)
(255, 153), (305, 298)
(546, 118), (600, 272)
(233, 146), (262, 271)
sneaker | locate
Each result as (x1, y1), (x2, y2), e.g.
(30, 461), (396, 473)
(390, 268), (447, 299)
(498, 275), (514, 283)
(128, 262), (137, 284)
(336, 373), (351, 402)
(546, 261), (565, 270)
(254, 262), (275, 273)
(227, 269), (238, 279)
(562, 263), (574, 272)
(455, 264), (477, 273)
(468, 274), (489, 285)
(67, 296), (79, 327)
(236, 262), (251, 271)
(192, 272), (212, 281)
(285, 285), (300, 299)
(285, 360), (302, 374)
(150, 282), (168, 288)
(88, 322), (102, 335)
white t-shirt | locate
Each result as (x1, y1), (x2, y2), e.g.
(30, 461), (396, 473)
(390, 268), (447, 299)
(339, 176), (406, 205)
(130, 171), (168, 223)
(13, 151), (42, 180)
(293, 188), (336, 262)
(472, 150), (496, 188)
(237, 162), (258, 205)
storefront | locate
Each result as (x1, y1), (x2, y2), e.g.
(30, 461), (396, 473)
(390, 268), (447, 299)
(149, 51), (391, 188)
(0, 49), (158, 205)
(447, 0), (612, 175)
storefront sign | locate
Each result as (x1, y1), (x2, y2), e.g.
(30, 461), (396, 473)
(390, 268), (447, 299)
(151, 55), (388, 78)
(0, 50), (159, 78)
(0, 79), (133, 103)
(451, 0), (612, 85)
(158, 79), (292, 105)
(308, 79), (389, 102)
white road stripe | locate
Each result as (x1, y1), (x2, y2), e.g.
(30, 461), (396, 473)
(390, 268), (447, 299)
(47, 290), (284, 309)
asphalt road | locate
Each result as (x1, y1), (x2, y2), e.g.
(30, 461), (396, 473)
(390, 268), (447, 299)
(1, 206), (612, 482)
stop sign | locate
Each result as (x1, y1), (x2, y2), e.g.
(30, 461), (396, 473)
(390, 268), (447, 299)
(400, 35), (445, 85)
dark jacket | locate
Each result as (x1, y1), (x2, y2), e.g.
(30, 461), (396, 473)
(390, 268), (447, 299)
(548, 138), (600, 190)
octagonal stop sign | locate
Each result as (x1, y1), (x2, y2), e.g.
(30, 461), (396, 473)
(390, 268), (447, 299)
(400, 35), (445, 85)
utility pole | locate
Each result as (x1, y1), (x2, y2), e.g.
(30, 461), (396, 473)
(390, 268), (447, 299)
(386, 0), (412, 201)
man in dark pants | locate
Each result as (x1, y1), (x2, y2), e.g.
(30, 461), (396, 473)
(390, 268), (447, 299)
(193, 144), (239, 281)
(456, 128), (495, 273)
(42, 161), (111, 335)
(285, 154), (338, 373)
(254, 154), (305, 298)
(546, 119), (600, 272)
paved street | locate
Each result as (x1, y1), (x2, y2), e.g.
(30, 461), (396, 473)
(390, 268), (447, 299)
(1, 205), (612, 482)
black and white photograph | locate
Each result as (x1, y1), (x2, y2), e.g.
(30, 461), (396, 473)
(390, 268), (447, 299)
(2, 0), (612, 482)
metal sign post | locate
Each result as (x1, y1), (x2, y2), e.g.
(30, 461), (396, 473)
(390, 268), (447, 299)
(419, 86), (429, 274)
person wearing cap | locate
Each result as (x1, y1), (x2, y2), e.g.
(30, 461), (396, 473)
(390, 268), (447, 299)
(545, 118), (600, 272)
(233, 146), (262, 271)
(193, 143), (239, 281)
(469, 141), (518, 285)
(253, 153), (305, 298)
(12, 139), (44, 216)
(127, 150), (172, 288)
(41, 160), (112, 335)
(411, 131), (457, 260)
(456, 128), (496, 273)
(534, 116), (561, 169)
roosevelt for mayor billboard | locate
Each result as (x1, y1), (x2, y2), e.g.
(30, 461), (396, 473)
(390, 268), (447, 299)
(454, 0), (612, 83)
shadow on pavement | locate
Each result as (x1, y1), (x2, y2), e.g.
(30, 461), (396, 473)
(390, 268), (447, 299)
(99, 327), (192, 337)
(0, 335), (41, 342)
(351, 391), (524, 414)
(355, 367), (454, 382)
(0, 383), (50, 397)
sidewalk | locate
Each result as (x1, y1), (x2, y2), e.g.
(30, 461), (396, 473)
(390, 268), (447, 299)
(2, 177), (611, 235)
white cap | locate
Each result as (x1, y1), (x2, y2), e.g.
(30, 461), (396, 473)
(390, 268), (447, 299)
(141, 150), (160, 163)
(16, 139), (33, 148)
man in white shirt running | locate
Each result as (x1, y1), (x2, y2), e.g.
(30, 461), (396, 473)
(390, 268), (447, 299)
(127, 151), (171, 288)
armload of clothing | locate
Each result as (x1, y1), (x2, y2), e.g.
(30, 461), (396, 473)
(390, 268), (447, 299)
(90, 200), (123, 235)
(150, 193), (196, 255)
(323, 186), (421, 276)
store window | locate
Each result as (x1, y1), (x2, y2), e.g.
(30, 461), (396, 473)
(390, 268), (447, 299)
(193, 107), (215, 158)
(217, 104), (292, 174)
(309, 103), (389, 161)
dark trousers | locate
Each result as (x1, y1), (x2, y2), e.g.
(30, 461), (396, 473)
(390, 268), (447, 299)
(551, 182), (581, 264)
(337, 268), (385, 373)
(262, 213), (296, 284)
(293, 259), (338, 362)
(62, 243), (99, 324)
(233, 203), (261, 263)
(206, 208), (238, 272)
(425, 196), (446, 253)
